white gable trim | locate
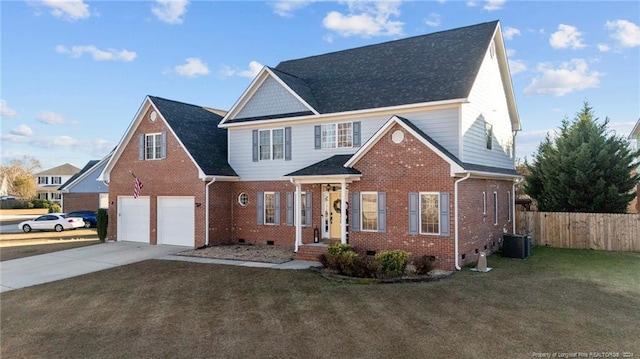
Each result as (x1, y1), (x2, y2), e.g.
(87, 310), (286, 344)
(344, 115), (465, 175)
(60, 153), (112, 192)
(98, 96), (207, 182)
(493, 22), (521, 132)
(220, 67), (319, 125)
(629, 118), (640, 139)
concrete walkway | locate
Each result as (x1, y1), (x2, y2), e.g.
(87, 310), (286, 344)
(0, 242), (322, 293)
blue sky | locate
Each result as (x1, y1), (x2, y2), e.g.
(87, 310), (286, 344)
(1, 0), (639, 170)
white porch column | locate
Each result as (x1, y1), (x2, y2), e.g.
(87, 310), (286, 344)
(340, 178), (347, 244)
(294, 181), (302, 252)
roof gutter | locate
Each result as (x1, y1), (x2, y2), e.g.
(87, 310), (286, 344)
(205, 178), (216, 247)
(454, 172), (472, 271)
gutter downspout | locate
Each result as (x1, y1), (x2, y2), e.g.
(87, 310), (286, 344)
(290, 178), (302, 252)
(205, 178), (216, 247)
(454, 172), (472, 271)
(512, 178), (522, 234)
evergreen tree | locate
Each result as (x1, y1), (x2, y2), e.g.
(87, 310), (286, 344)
(525, 102), (639, 213)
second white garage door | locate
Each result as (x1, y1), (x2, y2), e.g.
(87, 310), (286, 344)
(157, 196), (194, 247)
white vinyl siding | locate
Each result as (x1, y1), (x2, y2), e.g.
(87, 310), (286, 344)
(236, 76), (310, 119)
(461, 34), (515, 169)
(228, 107), (459, 181)
(67, 161), (109, 193)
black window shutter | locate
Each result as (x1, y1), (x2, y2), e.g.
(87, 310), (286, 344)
(350, 192), (360, 232)
(409, 192), (419, 234)
(314, 125), (321, 149)
(440, 192), (450, 236)
(256, 191), (264, 225)
(252, 130), (259, 162)
(284, 127), (292, 161)
(353, 121), (361, 147)
(138, 134), (144, 160)
(377, 192), (386, 232)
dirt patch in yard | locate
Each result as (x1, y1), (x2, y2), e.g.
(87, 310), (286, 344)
(178, 244), (294, 264)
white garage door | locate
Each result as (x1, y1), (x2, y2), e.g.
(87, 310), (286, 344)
(118, 196), (150, 243)
(157, 196), (194, 247)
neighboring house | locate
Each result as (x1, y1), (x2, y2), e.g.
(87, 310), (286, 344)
(0, 176), (8, 197)
(628, 118), (640, 213)
(59, 153), (112, 213)
(98, 96), (237, 247)
(34, 164), (80, 204)
(101, 21), (521, 270)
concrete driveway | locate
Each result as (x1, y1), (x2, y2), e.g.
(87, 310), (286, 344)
(0, 242), (189, 293)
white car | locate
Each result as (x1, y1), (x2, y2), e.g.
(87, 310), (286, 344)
(18, 213), (85, 233)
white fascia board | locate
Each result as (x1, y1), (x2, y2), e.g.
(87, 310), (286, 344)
(220, 66), (270, 125)
(629, 118), (640, 139)
(285, 174), (362, 184)
(344, 116), (465, 176)
(265, 67), (319, 115)
(202, 175), (240, 182)
(455, 170), (522, 180)
(98, 97), (153, 182)
(219, 98), (467, 129)
(494, 22), (521, 132)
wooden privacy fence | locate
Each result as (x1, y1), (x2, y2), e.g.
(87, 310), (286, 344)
(515, 211), (640, 252)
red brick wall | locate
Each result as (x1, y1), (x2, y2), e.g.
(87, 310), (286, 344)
(457, 178), (514, 266)
(348, 123), (457, 270)
(107, 105), (207, 247)
(229, 181), (323, 249)
(208, 181), (233, 245)
(62, 193), (100, 213)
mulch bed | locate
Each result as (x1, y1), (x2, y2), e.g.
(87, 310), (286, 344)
(178, 244), (294, 264)
(313, 268), (454, 284)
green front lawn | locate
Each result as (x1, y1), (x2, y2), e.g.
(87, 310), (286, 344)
(1, 247), (638, 358)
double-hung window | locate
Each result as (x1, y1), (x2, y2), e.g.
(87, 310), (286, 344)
(322, 122), (352, 148)
(259, 129), (284, 161)
(51, 177), (62, 185)
(420, 193), (440, 234)
(264, 192), (276, 225)
(38, 177), (49, 185)
(145, 133), (163, 160)
(361, 192), (378, 231)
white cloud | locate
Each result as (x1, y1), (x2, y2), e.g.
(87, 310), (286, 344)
(550, 24), (586, 49)
(271, 1), (315, 17)
(509, 59), (527, 74)
(0, 133), (116, 155)
(1, 99), (18, 119)
(56, 45), (137, 62)
(524, 59), (603, 97)
(605, 20), (640, 48)
(10, 124), (33, 137)
(503, 26), (521, 40)
(597, 43), (611, 52)
(37, 111), (67, 124)
(322, 1), (404, 38)
(506, 49), (516, 57)
(41, 0), (90, 21)
(466, 1), (477, 7)
(323, 33), (334, 43)
(152, 0), (188, 25)
(174, 58), (210, 77)
(220, 61), (263, 79)
(425, 13), (441, 27)
(483, 0), (505, 11)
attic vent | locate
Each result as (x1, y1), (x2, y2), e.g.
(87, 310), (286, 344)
(391, 130), (404, 144)
(489, 40), (496, 59)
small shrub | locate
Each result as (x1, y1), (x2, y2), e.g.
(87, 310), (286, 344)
(97, 208), (108, 242)
(26, 201), (34, 209)
(49, 203), (62, 213)
(350, 255), (382, 278)
(412, 255), (436, 275)
(375, 250), (409, 278)
(327, 242), (355, 256)
(31, 199), (50, 209)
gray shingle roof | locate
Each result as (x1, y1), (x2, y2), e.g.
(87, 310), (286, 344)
(285, 155), (361, 177)
(35, 163), (81, 176)
(230, 21), (498, 124)
(149, 96), (237, 177)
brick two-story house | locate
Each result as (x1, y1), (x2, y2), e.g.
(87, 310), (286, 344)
(101, 21), (521, 270)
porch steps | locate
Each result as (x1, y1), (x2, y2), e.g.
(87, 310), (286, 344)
(294, 244), (328, 262)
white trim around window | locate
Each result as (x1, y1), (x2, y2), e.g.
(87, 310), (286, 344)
(259, 128), (284, 161)
(482, 191), (487, 215)
(420, 192), (440, 235)
(145, 133), (163, 160)
(264, 192), (276, 225)
(493, 191), (498, 225)
(360, 192), (378, 232)
(322, 122), (353, 149)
